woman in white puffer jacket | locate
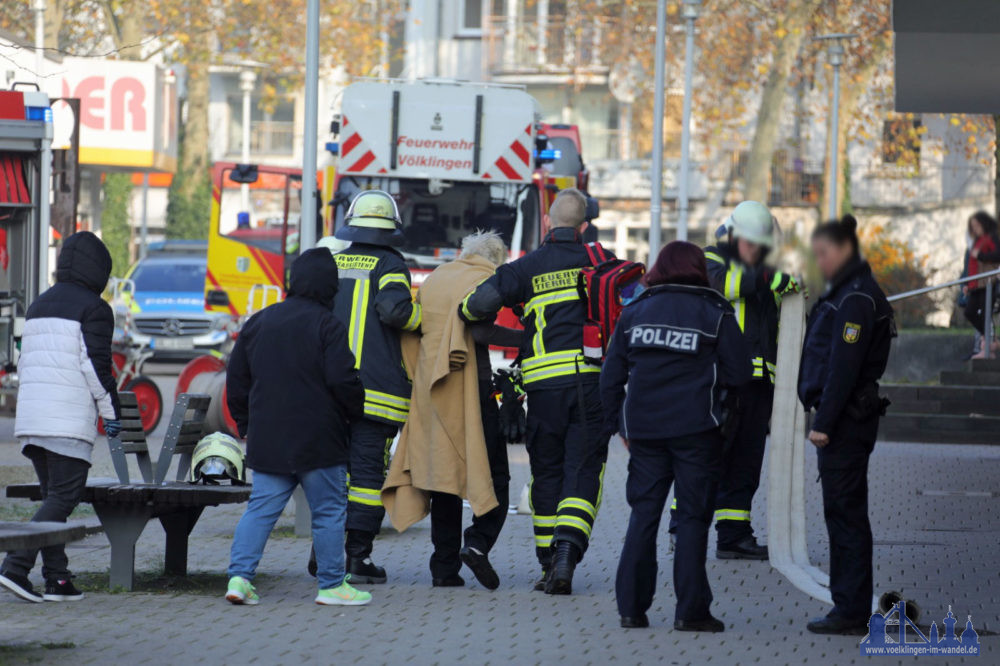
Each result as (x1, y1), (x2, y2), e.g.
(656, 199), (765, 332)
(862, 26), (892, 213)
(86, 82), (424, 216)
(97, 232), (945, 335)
(0, 231), (121, 604)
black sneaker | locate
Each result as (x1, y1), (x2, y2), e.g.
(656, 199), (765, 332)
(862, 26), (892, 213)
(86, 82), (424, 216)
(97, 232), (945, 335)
(460, 546), (500, 591)
(43, 578), (84, 602)
(0, 571), (44, 603)
(346, 556), (387, 584)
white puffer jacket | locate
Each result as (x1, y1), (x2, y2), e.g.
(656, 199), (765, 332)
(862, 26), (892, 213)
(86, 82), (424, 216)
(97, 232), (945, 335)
(15, 232), (120, 444)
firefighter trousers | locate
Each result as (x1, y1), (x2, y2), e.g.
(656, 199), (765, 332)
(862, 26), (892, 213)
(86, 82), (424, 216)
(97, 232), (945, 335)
(713, 381), (774, 546)
(525, 379), (609, 568)
(345, 418), (398, 557)
(818, 415), (876, 620)
(429, 382), (510, 580)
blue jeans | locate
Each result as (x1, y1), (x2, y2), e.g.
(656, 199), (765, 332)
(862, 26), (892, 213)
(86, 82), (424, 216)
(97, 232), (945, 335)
(229, 465), (347, 589)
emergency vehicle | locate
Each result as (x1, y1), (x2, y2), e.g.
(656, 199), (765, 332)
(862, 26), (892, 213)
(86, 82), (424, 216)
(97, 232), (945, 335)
(0, 88), (53, 407)
(188, 79), (591, 433)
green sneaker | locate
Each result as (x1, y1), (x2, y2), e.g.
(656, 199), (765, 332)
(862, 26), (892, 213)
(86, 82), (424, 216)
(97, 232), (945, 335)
(315, 581), (372, 606)
(225, 576), (259, 605)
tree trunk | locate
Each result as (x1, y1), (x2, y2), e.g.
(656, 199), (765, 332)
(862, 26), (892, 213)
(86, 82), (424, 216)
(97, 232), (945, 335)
(43, 0), (64, 49)
(743, 1), (822, 203)
(994, 114), (1000, 217)
(177, 59), (210, 201)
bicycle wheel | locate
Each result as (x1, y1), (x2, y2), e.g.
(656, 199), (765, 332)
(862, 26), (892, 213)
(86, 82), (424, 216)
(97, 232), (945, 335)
(125, 375), (163, 434)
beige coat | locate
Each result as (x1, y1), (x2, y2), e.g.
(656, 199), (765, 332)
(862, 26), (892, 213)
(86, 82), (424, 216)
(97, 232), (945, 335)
(381, 254), (499, 532)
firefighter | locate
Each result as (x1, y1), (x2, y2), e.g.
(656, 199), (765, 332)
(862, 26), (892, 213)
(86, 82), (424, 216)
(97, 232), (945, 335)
(689, 200), (800, 560)
(800, 215), (893, 634)
(330, 190), (421, 584)
(601, 241), (752, 632)
(459, 188), (609, 595)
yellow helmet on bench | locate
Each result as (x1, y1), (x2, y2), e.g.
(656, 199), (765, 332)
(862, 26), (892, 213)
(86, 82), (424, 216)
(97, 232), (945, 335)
(190, 432), (247, 485)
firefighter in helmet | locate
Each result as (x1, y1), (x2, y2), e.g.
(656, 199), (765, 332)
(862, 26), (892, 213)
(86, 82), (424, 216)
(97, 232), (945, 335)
(671, 201), (800, 559)
(325, 190), (420, 584)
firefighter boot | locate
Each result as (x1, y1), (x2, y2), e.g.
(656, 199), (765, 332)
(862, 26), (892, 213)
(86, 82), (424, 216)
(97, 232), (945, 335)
(545, 541), (581, 595)
(346, 530), (387, 584)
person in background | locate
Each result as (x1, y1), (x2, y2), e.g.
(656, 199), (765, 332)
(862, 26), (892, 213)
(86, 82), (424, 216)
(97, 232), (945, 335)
(962, 211), (1000, 359)
(225, 249), (369, 607)
(0, 232), (121, 603)
(799, 215), (894, 635)
(382, 231), (520, 590)
(602, 241), (752, 632)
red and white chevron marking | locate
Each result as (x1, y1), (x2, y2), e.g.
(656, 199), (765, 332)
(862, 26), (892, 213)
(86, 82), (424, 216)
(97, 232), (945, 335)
(339, 115), (388, 175)
(482, 124), (533, 181)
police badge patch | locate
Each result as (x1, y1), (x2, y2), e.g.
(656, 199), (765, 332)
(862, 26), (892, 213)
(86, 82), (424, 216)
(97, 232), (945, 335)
(843, 322), (861, 343)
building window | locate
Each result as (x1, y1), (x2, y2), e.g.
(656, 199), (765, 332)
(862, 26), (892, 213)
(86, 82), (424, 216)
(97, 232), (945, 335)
(882, 119), (922, 168)
(227, 95), (295, 156)
(459, 0), (483, 35)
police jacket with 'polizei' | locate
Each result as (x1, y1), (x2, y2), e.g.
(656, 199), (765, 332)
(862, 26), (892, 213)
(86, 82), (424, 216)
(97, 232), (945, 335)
(704, 242), (779, 382)
(459, 227), (613, 388)
(798, 258), (894, 435)
(332, 243), (421, 425)
(600, 283), (753, 440)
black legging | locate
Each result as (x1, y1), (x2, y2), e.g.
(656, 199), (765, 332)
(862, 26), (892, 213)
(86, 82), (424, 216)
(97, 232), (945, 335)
(964, 287), (988, 335)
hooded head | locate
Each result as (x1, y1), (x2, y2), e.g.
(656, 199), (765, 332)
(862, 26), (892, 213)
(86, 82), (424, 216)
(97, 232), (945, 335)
(56, 231), (113, 294)
(287, 248), (339, 308)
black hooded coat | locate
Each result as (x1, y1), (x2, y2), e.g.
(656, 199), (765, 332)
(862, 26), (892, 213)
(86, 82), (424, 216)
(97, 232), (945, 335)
(226, 249), (365, 474)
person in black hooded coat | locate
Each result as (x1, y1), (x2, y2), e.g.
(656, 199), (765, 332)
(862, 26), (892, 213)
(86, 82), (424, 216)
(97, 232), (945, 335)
(225, 249), (371, 606)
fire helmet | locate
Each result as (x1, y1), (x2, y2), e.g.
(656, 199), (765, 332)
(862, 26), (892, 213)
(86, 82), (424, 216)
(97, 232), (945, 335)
(334, 190), (405, 247)
(189, 432), (246, 485)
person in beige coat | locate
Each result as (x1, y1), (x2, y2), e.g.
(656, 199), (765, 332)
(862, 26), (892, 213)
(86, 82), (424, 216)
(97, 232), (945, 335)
(382, 231), (522, 589)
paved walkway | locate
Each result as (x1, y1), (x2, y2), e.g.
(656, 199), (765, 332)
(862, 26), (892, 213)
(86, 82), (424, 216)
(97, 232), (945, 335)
(1, 413), (997, 665)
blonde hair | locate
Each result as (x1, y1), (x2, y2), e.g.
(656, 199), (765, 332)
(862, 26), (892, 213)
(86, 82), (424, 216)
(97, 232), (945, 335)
(548, 188), (588, 228)
(460, 230), (508, 267)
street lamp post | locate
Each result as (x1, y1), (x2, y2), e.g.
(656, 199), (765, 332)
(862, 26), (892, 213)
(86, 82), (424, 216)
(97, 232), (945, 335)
(649, 0), (668, 263)
(676, 0), (700, 243)
(300, 0), (320, 252)
(816, 33), (856, 220)
(239, 69), (256, 212)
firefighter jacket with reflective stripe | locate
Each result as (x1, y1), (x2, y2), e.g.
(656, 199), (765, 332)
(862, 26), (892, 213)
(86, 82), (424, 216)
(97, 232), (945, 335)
(798, 259), (894, 435)
(459, 227), (613, 388)
(332, 243), (420, 425)
(704, 242), (779, 383)
(600, 284), (753, 440)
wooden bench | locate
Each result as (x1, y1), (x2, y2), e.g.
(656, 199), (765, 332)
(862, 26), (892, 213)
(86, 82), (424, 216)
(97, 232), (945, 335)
(0, 520), (88, 552)
(6, 392), (251, 590)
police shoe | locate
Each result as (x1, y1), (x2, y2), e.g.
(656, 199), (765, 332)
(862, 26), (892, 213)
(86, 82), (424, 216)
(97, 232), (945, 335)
(346, 557), (388, 584)
(432, 575), (465, 588)
(545, 541), (581, 595)
(716, 536), (769, 560)
(620, 615), (650, 629)
(806, 614), (869, 635)
(674, 615), (725, 633)
(460, 546), (500, 591)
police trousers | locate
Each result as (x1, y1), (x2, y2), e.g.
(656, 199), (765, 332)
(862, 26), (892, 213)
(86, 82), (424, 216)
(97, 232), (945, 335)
(525, 379), (609, 567)
(817, 414), (877, 620)
(345, 418), (398, 556)
(429, 381), (511, 579)
(714, 380), (774, 545)
(616, 430), (723, 623)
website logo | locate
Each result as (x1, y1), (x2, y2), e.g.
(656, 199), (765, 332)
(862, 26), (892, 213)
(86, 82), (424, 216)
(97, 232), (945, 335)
(861, 602), (980, 657)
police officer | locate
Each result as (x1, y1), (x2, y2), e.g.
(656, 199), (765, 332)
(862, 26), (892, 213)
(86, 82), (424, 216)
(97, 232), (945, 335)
(799, 215), (894, 635)
(602, 241), (751, 631)
(459, 188), (608, 595)
(687, 200), (799, 559)
(331, 190), (421, 584)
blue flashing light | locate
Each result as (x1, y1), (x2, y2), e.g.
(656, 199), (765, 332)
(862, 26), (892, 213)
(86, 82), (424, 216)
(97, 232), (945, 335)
(534, 149), (562, 160)
(25, 107), (52, 122)
(325, 141), (339, 155)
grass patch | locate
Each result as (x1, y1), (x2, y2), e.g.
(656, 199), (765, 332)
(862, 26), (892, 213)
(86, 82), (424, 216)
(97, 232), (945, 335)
(0, 641), (76, 663)
(72, 571), (269, 595)
(270, 525), (300, 539)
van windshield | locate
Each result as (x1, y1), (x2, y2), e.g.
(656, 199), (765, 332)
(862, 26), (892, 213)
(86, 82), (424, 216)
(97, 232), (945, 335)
(332, 177), (539, 268)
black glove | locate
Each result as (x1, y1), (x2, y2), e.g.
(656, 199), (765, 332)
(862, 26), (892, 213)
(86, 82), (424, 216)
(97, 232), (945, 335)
(104, 419), (122, 438)
(494, 368), (526, 444)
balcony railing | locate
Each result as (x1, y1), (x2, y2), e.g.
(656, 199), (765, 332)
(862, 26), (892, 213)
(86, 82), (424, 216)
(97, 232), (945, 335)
(483, 15), (619, 76)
